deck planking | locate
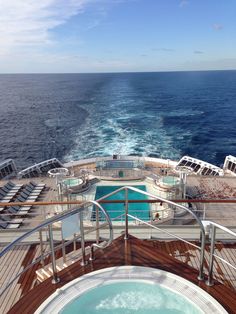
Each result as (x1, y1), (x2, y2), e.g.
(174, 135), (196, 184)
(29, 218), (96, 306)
(5, 235), (236, 314)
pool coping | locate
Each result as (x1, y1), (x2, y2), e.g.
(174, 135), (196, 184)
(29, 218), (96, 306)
(35, 266), (228, 314)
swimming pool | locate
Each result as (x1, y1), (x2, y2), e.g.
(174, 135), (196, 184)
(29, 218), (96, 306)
(162, 176), (179, 186)
(94, 185), (150, 221)
(63, 178), (83, 187)
(36, 266), (227, 314)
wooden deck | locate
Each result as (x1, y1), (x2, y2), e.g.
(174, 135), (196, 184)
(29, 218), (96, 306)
(2, 235), (236, 314)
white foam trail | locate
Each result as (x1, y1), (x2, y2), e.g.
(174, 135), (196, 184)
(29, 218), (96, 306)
(64, 79), (183, 162)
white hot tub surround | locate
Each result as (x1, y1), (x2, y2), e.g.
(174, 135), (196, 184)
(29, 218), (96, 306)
(35, 266), (228, 314)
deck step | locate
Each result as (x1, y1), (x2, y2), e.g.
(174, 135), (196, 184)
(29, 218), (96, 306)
(36, 246), (91, 282)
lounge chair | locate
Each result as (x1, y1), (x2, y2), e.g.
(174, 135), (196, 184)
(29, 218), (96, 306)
(7, 181), (22, 189)
(22, 189), (40, 197)
(29, 181), (46, 188)
(0, 195), (13, 203)
(0, 215), (23, 224)
(25, 186), (43, 194)
(0, 221), (20, 229)
(8, 206), (31, 215)
(17, 195), (37, 202)
(0, 189), (17, 199)
(1, 187), (15, 194)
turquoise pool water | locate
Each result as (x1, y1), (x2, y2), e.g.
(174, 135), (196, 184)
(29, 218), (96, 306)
(63, 178), (83, 187)
(94, 185), (150, 221)
(61, 281), (201, 314)
(162, 176), (179, 185)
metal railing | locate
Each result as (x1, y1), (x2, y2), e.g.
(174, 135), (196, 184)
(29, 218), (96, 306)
(94, 185), (206, 280)
(1, 184), (236, 304)
(128, 213), (201, 249)
(206, 221), (236, 286)
(0, 200), (113, 296)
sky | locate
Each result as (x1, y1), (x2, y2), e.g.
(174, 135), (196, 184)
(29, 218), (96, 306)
(0, 0), (235, 73)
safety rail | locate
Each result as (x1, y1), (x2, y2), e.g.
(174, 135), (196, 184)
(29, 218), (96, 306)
(206, 221), (236, 286)
(1, 184), (236, 307)
(127, 213), (201, 250)
(94, 185), (206, 280)
(0, 186), (206, 281)
(0, 200), (113, 296)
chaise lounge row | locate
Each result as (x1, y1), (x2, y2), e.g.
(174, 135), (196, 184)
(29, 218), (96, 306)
(0, 181), (46, 229)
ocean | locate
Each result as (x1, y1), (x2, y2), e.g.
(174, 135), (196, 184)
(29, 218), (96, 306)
(0, 71), (236, 169)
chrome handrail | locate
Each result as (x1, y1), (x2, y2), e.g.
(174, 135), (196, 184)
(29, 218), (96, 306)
(127, 214), (200, 250)
(0, 200), (113, 296)
(1, 182), (236, 302)
(0, 200), (112, 257)
(206, 221), (236, 286)
(96, 185), (206, 280)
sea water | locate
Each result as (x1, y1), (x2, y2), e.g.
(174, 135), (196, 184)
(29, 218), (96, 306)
(0, 71), (236, 169)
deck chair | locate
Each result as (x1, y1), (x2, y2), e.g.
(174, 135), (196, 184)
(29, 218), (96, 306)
(30, 181), (46, 188)
(7, 181), (22, 189)
(0, 221), (20, 229)
(0, 215), (23, 224)
(8, 206), (31, 215)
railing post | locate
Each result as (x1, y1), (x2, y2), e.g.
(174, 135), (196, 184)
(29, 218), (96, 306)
(203, 203), (206, 220)
(39, 229), (45, 266)
(48, 224), (60, 284)
(124, 187), (129, 240)
(96, 205), (100, 244)
(206, 225), (216, 286)
(73, 233), (77, 251)
(198, 229), (206, 281)
(79, 209), (88, 266)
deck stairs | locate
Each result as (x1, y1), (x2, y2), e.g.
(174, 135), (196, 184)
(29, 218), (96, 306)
(36, 242), (106, 283)
(36, 246), (91, 282)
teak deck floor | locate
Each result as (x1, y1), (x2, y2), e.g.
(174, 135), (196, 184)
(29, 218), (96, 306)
(4, 235), (236, 314)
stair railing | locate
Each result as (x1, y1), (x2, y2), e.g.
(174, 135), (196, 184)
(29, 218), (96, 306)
(0, 200), (113, 295)
(95, 185), (206, 280)
(206, 221), (236, 286)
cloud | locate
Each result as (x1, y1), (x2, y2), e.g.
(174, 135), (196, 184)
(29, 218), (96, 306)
(213, 24), (223, 31)
(194, 50), (204, 54)
(152, 48), (175, 52)
(179, 1), (189, 8)
(0, 0), (90, 55)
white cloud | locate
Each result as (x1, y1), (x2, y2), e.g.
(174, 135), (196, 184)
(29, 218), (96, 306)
(0, 0), (89, 55)
(213, 23), (223, 31)
(179, 0), (189, 8)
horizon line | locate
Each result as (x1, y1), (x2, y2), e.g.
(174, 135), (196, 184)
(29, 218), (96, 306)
(0, 69), (236, 75)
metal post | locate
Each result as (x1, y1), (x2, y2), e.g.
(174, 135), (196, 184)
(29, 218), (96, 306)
(183, 172), (187, 199)
(62, 239), (66, 263)
(79, 210), (88, 266)
(67, 192), (70, 211)
(198, 229), (206, 281)
(48, 224), (60, 284)
(39, 229), (45, 266)
(60, 228), (66, 263)
(73, 233), (77, 251)
(96, 205), (99, 244)
(203, 203), (206, 220)
(124, 187), (129, 240)
(206, 225), (216, 286)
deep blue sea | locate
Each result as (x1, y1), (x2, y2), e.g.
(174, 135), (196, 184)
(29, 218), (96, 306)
(0, 71), (236, 169)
